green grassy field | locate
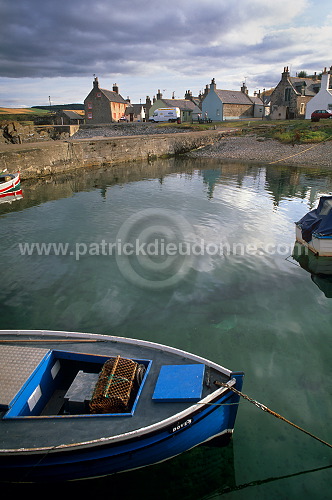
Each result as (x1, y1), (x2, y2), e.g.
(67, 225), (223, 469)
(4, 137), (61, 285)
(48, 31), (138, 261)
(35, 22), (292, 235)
(159, 118), (332, 144)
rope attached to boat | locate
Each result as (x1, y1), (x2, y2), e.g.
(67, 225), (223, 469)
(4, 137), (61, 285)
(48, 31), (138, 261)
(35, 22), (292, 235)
(215, 381), (332, 449)
(267, 137), (331, 165)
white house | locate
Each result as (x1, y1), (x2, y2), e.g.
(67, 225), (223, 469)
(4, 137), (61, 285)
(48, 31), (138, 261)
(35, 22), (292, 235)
(305, 67), (332, 119)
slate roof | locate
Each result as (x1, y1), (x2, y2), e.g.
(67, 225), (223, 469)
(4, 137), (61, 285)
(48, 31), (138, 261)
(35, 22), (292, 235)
(162, 99), (201, 113)
(60, 110), (84, 120)
(125, 104), (144, 115)
(289, 77), (320, 97)
(214, 89), (264, 106)
(249, 95), (264, 105)
(100, 88), (128, 104)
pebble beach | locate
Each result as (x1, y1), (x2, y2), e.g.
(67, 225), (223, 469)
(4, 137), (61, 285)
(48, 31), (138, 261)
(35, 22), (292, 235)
(186, 134), (332, 168)
(72, 123), (332, 168)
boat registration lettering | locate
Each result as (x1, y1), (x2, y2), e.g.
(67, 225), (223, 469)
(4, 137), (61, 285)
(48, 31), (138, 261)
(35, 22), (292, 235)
(170, 418), (193, 434)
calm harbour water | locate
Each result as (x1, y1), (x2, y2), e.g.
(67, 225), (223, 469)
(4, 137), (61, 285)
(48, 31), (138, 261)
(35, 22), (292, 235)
(1, 157), (331, 498)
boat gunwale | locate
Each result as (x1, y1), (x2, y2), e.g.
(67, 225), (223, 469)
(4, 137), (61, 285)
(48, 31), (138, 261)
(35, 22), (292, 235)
(0, 330), (241, 455)
(0, 173), (20, 193)
(0, 329), (233, 376)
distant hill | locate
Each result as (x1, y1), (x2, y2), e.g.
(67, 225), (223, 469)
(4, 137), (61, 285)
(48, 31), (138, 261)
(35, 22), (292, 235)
(32, 104), (84, 111)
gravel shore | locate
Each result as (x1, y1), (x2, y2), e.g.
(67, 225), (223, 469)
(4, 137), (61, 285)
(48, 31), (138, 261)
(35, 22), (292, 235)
(186, 134), (332, 168)
(72, 123), (332, 168)
(72, 122), (184, 139)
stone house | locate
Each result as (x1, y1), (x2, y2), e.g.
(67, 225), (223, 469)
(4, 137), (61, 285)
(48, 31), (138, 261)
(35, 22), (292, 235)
(269, 67), (320, 120)
(202, 79), (265, 121)
(148, 91), (201, 122)
(55, 110), (85, 125)
(84, 77), (128, 124)
(125, 102), (146, 122)
(305, 66), (332, 119)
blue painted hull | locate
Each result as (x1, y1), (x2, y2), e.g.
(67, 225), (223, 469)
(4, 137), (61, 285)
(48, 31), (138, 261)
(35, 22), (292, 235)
(0, 331), (244, 483)
(0, 376), (242, 483)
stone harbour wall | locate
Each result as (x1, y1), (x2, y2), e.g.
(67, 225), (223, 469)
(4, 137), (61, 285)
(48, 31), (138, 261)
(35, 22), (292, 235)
(0, 121), (79, 145)
(0, 129), (223, 179)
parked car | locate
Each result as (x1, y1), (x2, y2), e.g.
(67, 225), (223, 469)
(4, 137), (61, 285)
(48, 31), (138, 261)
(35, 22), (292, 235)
(311, 109), (332, 121)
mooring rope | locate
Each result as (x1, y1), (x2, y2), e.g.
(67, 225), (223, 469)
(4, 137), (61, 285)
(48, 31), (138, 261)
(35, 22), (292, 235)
(215, 381), (332, 449)
(267, 137), (331, 165)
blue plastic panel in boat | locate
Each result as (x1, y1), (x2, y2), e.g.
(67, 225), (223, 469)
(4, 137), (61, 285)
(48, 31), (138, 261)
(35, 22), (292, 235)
(152, 364), (205, 402)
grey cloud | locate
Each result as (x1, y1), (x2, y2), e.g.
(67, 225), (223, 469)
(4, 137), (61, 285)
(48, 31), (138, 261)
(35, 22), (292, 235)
(0, 0), (320, 85)
(0, 0), (259, 78)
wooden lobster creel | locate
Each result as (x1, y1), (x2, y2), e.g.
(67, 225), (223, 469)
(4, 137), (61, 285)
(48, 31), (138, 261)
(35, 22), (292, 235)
(90, 355), (138, 414)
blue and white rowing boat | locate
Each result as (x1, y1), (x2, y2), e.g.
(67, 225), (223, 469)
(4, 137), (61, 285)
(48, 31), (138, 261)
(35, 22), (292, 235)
(0, 330), (244, 483)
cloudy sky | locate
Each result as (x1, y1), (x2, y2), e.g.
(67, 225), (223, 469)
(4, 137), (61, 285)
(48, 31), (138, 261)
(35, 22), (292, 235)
(1, 0), (331, 108)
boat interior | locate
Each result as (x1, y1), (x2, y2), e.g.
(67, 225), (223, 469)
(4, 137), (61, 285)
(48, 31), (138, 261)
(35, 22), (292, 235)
(1, 346), (153, 419)
(0, 342), (229, 422)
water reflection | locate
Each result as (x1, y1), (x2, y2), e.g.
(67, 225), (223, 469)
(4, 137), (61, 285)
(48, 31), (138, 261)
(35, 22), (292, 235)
(292, 241), (332, 297)
(0, 189), (23, 205)
(1, 157), (332, 498)
(2, 158), (332, 218)
(2, 442), (235, 498)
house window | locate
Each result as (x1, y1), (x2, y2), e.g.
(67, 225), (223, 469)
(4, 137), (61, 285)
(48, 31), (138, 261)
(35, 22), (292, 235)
(216, 109), (220, 116)
(285, 88), (291, 101)
(96, 92), (101, 98)
(328, 104), (332, 110)
(88, 102), (92, 109)
(87, 112), (92, 119)
(300, 103), (305, 114)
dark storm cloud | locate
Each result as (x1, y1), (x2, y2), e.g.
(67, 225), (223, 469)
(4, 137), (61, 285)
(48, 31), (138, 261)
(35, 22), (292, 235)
(1, 0), (307, 80)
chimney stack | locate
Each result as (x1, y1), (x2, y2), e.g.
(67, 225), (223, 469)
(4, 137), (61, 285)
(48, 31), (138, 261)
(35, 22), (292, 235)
(185, 90), (193, 100)
(241, 83), (248, 94)
(320, 67), (330, 91)
(282, 66), (290, 79)
(210, 78), (216, 91)
(113, 83), (119, 93)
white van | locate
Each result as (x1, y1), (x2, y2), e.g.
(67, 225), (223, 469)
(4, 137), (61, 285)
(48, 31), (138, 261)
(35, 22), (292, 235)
(150, 108), (181, 123)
